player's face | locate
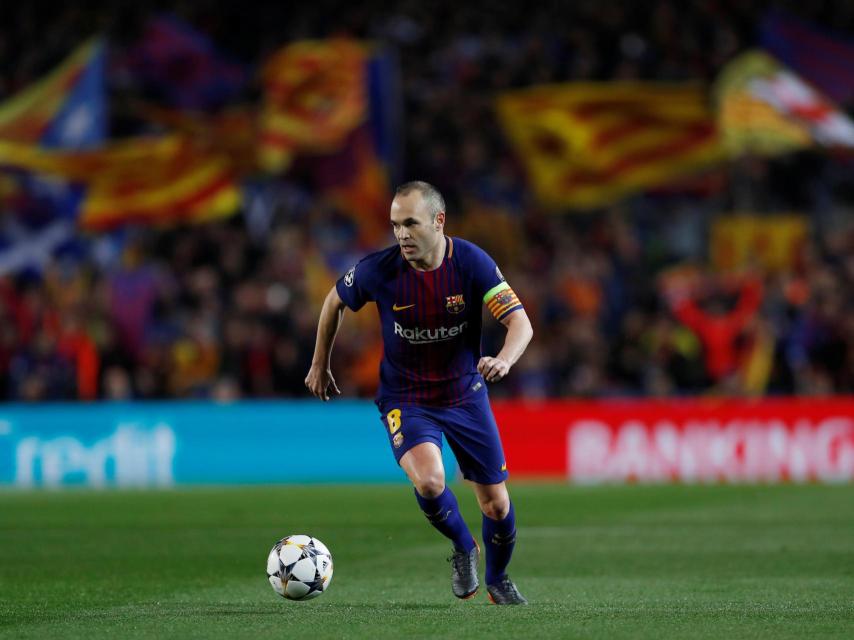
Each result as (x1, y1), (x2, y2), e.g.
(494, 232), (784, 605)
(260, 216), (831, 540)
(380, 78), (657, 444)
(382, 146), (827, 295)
(390, 192), (444, 261)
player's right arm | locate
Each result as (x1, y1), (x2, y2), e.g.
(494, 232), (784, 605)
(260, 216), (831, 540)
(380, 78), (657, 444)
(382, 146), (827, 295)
(304, 286), (346, 401)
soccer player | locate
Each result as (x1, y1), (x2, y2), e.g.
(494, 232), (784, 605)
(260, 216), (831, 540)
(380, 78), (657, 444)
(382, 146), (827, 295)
(305, 181), (533, 605)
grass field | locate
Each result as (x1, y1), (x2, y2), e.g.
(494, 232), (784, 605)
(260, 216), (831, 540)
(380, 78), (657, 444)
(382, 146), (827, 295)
(1, 483), (852, 639)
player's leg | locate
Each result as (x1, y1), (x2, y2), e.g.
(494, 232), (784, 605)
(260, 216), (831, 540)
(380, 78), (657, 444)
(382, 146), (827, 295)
(440, 392), (527, 604)
(471, 481), (514, 585)
(379, 405), (478, 599)
(400, 441), (476, 554)
(399, 441), (480, 599)
(471, 480), (526, 604)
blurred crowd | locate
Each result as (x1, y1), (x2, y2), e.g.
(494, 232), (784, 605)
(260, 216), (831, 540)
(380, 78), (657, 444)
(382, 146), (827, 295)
(1, 0), (852, 401)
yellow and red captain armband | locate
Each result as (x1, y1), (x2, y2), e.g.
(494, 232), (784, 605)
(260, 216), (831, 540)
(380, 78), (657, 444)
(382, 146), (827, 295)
(483, 282), (522, 320)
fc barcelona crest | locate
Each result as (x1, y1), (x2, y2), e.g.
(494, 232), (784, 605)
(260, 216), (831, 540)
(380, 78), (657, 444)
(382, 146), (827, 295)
(495, 290), (514, 306)
(445, 294), (465, 314)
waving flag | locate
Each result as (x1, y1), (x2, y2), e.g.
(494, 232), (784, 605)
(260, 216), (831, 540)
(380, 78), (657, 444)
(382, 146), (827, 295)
(117, 14), (248, 111)
(0, 37), (106, 218)
(0, 36), (105, 215)
(497, 83), (724, 209)
(0, 136), (241, 230)
(258, 39), (368, 172)
(255, 39), (398, 247)
(761, 11), (854, 106)
(77, 136), (241, 230)
(0, 38), (106, 148)
(310, 126), (391, 249)
(366, 47), (403, 186)
(303, 46), (400, 249)
(0, 217), (76, 276)
(315, 48), (399, 248)
(136, 103), (258, 176)
(716, 50), (854, 156)
(0, 35), (241, 232)
(0, 39), (107, 272)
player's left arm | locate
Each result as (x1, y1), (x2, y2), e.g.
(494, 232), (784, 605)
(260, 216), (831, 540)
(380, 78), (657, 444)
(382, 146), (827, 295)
(478, 309), (533, 383)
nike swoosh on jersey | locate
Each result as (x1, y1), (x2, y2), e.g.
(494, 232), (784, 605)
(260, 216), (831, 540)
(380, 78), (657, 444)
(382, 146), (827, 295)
(392, 303), (415, 311)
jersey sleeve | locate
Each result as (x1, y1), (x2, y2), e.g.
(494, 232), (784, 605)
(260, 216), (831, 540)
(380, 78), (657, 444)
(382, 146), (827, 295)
(470, 246), (524, 321)
(335, 260), (374, 311)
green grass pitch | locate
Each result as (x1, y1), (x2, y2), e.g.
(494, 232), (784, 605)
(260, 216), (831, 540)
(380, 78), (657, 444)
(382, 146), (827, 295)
(1, 483), (852, 639)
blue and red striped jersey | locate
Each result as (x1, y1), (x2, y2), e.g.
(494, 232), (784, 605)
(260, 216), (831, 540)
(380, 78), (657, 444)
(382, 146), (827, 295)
(336, 236), (523, 407)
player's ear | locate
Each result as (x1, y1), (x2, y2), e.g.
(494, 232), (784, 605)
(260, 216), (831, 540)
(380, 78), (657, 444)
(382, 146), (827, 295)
(434, 211), (445, 230)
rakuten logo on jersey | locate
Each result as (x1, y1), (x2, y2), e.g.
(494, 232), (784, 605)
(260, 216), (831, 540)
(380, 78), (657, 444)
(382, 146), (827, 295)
(394, 321), (468, 344)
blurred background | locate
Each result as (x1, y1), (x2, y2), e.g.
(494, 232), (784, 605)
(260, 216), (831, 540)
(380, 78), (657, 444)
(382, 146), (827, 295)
(0, 0), (852, 486)
(1, 0), (853, 404)
(2, 7), (852, 635)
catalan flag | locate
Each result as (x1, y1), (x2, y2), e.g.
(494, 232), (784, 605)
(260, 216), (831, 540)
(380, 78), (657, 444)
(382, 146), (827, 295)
(496, 83), (725, 209)
(715, 50), (854, 156)
(258, 39), (368, 173)
(0, 136), (241, 230)
(78, 136), (241, 230)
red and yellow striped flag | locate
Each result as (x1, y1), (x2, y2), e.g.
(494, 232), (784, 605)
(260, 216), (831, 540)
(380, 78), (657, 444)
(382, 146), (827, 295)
(80, 137), (240, 230)
(497, 83), (725, 209)
(0, 135), (241, 230)
(135, 103), (258, 176)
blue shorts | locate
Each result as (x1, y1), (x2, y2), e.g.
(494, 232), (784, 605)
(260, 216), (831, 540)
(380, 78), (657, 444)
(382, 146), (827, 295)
(377, 391), (508, 485)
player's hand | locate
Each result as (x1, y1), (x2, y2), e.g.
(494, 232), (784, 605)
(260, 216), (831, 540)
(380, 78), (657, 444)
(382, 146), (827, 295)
(304, 364), (341, 401)
(478, 356), (510, 383)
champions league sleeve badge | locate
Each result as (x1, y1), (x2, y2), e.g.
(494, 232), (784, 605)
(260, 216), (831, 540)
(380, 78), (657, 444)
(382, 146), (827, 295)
(344, 266), (355, 287)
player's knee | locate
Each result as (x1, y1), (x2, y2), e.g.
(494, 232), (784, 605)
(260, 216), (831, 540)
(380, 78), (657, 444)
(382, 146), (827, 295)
(480, 497), (510, 520)
(414, 475), (445, 499)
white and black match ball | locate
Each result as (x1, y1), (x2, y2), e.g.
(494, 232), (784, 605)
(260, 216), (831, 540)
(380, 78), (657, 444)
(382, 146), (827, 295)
(266, 535), (333, 601)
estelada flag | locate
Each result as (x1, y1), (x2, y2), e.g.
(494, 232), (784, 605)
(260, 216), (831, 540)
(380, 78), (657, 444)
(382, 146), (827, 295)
(497, 83), (724, 210)
(0, 38), (107, 224)
(716, 50), (854, 157)
(0, 38), (106, 148)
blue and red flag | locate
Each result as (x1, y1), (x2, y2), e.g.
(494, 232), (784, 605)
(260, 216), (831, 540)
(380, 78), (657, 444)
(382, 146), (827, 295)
(760, 11), (854, 106)
(116, 13), (248, 111)
(304, 45), (402, 250)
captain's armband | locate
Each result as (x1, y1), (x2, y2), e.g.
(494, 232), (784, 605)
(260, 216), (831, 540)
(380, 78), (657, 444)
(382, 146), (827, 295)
(483, 282), (523, 321)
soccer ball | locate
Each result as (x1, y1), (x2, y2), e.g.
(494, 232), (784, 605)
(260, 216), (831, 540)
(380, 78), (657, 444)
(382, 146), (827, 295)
(266, 534), (334, 601)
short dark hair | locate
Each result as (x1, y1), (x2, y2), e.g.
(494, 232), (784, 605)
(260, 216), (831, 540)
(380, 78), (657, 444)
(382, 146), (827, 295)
(394, 181), (446, 220)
